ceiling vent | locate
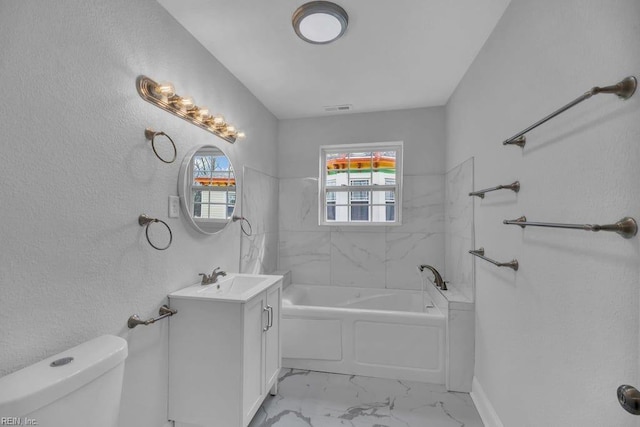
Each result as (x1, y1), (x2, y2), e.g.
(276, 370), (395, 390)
(323, 104), (353, 113)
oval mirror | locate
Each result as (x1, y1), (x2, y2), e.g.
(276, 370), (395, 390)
(178, 144), (237, 235)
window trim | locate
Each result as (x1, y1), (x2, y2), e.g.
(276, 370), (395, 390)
(318, 141), (403, 226)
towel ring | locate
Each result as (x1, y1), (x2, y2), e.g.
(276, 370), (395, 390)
(138, 214), (173, 250)
(145, 128), (177, 164)
(232, 215), (253, 236)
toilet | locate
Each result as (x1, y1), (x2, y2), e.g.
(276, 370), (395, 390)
(0, 335), (128, 427)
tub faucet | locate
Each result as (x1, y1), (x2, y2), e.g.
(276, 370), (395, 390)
(199, 267), (227, 285)
(418, 265), (447, 291)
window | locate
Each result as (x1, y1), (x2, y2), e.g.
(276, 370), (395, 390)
(326, 179), (336, 220)
(349, 179), (370, 221)
(319, 142), (403, 225)
(385, 178), (395, 221)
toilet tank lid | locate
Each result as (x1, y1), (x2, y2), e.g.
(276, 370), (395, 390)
(0, 335), (128, 417)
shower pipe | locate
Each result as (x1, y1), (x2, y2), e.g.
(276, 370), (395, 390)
(469, 181), (520, 198)
(502, 76), (637, 148)
(503, 216), (637, 239)
(128, 305), (177, 329)
(469, 248), (519, 271)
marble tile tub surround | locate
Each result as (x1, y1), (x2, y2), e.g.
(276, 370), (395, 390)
(249, 369), (484, 427)
(278, 174), (445, 289)
(444, 158), (475, 301)
(241, 166), (279, 274)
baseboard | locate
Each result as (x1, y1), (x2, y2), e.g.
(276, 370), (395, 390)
(470, 376), (504, 427)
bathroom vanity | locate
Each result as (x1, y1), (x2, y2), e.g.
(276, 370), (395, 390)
(168, 274), (282, 427)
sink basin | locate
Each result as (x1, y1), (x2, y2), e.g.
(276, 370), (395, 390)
(169, 273), (283, 303)
(198, 275), (267, 296)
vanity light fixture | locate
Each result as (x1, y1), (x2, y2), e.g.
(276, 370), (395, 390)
(292, 1), (348, 45)
(136, 75), (245, 144)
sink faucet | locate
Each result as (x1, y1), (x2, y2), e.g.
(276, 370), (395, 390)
(418, 265), (447, 291)
(199, 267), (227, 285)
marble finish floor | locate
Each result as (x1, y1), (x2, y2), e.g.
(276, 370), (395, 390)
(249, 369), (484, 427)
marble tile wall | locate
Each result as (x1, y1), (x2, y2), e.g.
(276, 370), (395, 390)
(444, 157), (475, 301)
(241, 166), (279, 274)
(278, 175), (444, 289)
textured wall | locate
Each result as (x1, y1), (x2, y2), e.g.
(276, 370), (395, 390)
(446, 1), (640, 425)
(277, 108), (446, 289)
(0, 2), (277, 427)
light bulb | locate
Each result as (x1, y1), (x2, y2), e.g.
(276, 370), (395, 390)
(211, 115), (226, 127)
(178, 96), (195, 111)
(236, 131), (246, 139)
(226, 125), (237, 135)
(196, 107), (209, 120)
(154, 81), (175, 98)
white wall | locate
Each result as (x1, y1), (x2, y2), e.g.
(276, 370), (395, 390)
(277, 108), (446, 289)
(446, 1), (640, 425)
(0, 1), (277, 427)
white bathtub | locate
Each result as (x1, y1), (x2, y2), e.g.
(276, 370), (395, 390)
(281, 284), (446, 384)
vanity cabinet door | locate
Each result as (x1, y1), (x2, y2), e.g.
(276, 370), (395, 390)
(264, 282), (281, 389)
(242, 292), (266, 423)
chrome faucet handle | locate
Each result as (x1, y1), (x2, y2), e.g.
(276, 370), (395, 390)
(199, 273), (209, 285)
(211, 267), (227, 277)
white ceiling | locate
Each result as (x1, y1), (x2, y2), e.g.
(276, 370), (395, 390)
(158, 0), (511, 119)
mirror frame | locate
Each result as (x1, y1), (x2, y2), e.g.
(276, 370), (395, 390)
(178, 144), (238, 235)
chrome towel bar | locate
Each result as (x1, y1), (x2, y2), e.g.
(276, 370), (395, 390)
(128, 305), (177, 329)
(469, 181), (520, 198)
(469, 248), (518, 271)
(503, 76), (637, 147)
(503, 216), (637, 239)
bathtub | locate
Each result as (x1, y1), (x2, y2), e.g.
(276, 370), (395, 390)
(281, 284), (446, 384)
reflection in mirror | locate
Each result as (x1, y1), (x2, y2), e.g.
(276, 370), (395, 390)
(178, 145), (236, 234)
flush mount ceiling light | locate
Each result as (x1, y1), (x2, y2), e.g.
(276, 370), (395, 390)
(292, 1), (348, 45)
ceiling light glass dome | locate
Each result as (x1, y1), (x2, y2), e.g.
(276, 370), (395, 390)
(292, 1), (348, 45)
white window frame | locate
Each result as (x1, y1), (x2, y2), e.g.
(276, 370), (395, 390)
(318, 141), (403, 226)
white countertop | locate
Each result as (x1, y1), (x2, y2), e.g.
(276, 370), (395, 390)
(169, 274), (283, 303)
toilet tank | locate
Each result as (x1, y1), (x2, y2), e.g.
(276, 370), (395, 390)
(0, 335), (128, 427)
